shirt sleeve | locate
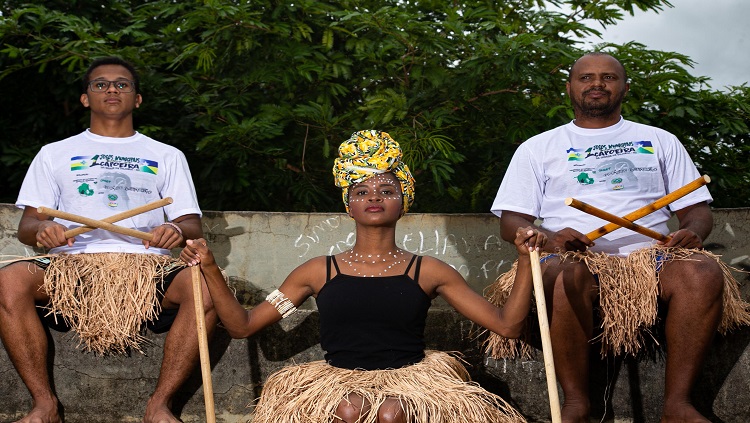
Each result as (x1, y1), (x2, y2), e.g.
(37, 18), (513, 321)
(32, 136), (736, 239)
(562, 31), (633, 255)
(660, 133), (713, 211)
(490, 142), (545, 218)
(15, 146), (60, 210)
(160, 149), (202, 220)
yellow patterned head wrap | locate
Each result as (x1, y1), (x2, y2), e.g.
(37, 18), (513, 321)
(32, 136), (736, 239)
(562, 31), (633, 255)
(333, 130), (415, 214)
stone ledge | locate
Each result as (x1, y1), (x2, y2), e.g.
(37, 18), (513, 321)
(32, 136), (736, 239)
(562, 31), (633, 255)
(2, 307), (749, 423)
(2, 206), (749, 422)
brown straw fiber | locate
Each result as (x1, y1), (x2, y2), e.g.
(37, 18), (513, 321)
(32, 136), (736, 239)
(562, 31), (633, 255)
(41, 253), (183, 354)
(483, 247), (750, 358)
(481, 259), (536, 359)
(580, 249), (659, 355)
(250, 351), (525, 423)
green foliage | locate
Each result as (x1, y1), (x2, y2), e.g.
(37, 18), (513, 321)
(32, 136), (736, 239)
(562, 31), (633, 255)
(1, 0), (747, 212)
(606, 42), (750, 207)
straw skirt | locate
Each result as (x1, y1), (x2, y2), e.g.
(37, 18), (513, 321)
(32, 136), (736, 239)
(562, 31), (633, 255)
(250, 350), (526, 423)
(40, 252), (182, 354)
(483, 246), (750, 358)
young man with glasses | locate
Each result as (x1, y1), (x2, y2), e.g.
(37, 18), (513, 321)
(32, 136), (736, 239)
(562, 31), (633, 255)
(0, 57), (217, 423)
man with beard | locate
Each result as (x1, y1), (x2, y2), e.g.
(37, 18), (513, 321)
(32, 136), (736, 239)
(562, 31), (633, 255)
(488, 52), (733, 422)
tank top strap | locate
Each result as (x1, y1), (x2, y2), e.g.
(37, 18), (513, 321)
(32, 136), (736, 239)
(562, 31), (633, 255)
(327, 255), (341, 282)
(413, 256), (423, 282)
(326, 256), (331, 281)
(403, 254), (418, 276)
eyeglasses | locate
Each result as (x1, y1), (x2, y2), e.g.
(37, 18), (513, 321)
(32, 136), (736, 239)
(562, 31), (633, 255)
(88, 79), (136, 93)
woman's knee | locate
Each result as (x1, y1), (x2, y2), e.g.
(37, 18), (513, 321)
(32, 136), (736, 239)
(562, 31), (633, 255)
(334, 394), (370, 423)
(377, 398), (405, 423)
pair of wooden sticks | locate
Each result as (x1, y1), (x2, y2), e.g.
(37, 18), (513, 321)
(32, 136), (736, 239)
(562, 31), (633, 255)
(566, 175), (711, 243)
(532, 174), (710, 423)
(37, 198), (217, 423)
(35, 198), (174, 246)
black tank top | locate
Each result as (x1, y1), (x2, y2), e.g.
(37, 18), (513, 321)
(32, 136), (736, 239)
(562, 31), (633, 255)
(316, 255), (431, 370)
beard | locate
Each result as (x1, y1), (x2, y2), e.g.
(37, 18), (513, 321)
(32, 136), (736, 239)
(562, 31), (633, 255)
(572, 88), (625, 118)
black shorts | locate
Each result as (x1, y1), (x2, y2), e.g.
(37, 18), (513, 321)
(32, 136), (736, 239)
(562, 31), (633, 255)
(31, 257), (182, 334)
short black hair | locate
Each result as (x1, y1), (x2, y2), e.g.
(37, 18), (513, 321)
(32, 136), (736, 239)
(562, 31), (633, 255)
(82, 57), (140, 94)
(569, 52), (628, 82)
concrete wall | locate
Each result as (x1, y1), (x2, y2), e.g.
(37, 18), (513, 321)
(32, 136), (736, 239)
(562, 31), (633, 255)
(197, 211), (513, 309)
(1, 204), (749, 422)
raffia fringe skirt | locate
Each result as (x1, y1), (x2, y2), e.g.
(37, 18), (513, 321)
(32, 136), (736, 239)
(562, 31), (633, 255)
(483, 246), (750, 358)
(40, 253), (182, 354)
(250, 350), (526, 423)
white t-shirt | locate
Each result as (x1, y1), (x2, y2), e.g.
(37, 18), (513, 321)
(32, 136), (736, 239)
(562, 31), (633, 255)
(491, 118), (712, 255)
(17, 129), (201, 255)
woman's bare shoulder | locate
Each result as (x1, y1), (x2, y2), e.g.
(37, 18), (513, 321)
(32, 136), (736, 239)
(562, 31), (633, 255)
(282, 255), (331, 294)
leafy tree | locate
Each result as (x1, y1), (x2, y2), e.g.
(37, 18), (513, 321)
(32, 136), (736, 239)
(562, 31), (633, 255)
(1, 0), (747, 212)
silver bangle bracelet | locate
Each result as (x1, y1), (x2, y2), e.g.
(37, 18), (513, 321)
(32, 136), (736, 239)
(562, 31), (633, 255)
(265, 289), (297, 318)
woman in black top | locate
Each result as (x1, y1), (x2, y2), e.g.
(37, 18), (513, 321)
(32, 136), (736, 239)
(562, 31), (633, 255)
(181, 130), (546, 423)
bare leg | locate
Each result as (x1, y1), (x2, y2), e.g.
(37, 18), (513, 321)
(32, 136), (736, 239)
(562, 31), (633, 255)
(658, 254), (723, 423)
(0, 262), (61, 423)
(143, 269), (217, 423)
(376, 398), (406, 423)
(333, 394), (404, 423)
(334, 393), (371, 423)
(543, 257), (597, 423)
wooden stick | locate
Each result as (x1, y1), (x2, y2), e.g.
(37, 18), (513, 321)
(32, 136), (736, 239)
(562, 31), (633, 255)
(37, 207), (154, 243)
(566, 198), (671, 242)
(586, 175), (710, 241)
(64, 197), (173, 239)
(530, 250), (562, 423)
(191, 266), (216, 423)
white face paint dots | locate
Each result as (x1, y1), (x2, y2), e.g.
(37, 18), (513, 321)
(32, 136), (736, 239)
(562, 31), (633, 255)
(349, 174), (403, 204)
